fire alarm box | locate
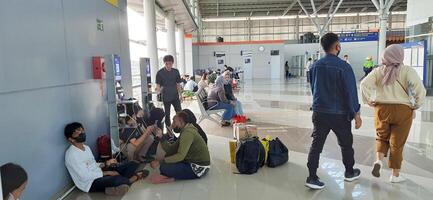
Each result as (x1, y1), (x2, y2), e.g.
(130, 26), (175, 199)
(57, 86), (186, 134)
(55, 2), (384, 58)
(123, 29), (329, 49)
(92, 56), (105, 79)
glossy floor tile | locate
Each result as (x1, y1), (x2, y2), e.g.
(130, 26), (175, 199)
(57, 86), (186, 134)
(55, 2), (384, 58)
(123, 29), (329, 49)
(65, 78), (433, 200)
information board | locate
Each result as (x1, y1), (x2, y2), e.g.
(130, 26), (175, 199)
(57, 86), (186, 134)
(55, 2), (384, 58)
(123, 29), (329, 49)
(401, 40), (427, 85)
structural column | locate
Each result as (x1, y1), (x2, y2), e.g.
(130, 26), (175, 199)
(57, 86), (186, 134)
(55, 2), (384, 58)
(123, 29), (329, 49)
(166, 11), (177, 64)
(378, 10), (388, 60)
(371, 0), (396, 62)
(143, 0), (159, 83)
(177, 25), (186, 75)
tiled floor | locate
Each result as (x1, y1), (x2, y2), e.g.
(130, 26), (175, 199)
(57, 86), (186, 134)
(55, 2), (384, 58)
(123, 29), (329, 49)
(65, 78), (433, 200)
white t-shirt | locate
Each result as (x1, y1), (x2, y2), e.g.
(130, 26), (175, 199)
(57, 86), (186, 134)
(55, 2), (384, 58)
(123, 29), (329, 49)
(184, 80), (198, 91)
(65, 145), (103, 192)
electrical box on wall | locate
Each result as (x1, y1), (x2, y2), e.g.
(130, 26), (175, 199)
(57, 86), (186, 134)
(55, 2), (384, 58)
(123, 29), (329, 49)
(92, 56), (105, 79)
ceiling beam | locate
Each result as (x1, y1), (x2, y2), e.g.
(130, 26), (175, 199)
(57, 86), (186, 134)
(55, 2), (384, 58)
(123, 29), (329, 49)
(312, 0), (334, 15)
(282, 1), (298, 16)
(310, 0), (318, 16)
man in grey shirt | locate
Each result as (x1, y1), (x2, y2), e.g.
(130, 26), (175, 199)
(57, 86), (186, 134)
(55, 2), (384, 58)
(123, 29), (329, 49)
(156, 55), (183, 127)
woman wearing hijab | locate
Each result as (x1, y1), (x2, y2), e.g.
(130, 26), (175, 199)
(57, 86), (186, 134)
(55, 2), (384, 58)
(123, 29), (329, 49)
(360, 44), (426, 183)
(1, 163), (28, 200)
(207, 75), (236, 126)
(222, 71), (244, 116)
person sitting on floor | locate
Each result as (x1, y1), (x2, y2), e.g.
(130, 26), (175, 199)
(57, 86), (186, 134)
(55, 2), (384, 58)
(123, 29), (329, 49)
(121, 105), (166, 162)
(207, 75), (236, 126)
(64, 122), (147, 196)
(120, 116), (165, 162)
(149, 112), (211, 184)
(1, 163), (28, 200)
(223, 71), (245, 116)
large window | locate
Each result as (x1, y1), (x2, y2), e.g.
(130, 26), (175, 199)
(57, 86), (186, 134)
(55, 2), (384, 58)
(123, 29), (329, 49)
(199, 14), (406, 42)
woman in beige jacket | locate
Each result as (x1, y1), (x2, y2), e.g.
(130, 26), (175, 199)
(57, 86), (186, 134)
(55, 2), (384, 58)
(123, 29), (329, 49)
(360, 44), (426, 183)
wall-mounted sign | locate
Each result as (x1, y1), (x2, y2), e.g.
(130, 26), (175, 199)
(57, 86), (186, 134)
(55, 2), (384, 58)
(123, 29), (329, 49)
(97, 19), (104, 31)
(339, 32), (378, 43)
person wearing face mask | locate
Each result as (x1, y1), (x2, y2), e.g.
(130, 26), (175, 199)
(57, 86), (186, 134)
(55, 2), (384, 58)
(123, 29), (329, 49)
(305, 32), (362, 190)
(148, 112), (210, 184)
(1, 163), (27, 200)
(64, 122), (146, 196)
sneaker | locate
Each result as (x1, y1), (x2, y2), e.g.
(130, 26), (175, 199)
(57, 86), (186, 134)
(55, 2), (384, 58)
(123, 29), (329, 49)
(105, 184), (129, 196)
(390, 175), (407, 183)
(305, 177), (325, 190)
(371, 160), (382, 178)
(344, 168), (361, 182)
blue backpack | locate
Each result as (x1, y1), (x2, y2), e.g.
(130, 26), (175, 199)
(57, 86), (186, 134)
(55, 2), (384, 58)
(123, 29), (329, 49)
(236, 137), (265, 174)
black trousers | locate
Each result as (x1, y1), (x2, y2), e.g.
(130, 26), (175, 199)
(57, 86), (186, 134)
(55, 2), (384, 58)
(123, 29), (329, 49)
(307, 112), (355, 179)
(163, 99), (182, 127)
(89, 161), (139, 192)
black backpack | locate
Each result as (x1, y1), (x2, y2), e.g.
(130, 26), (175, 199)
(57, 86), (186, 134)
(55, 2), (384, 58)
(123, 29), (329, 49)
(267, 138), (289, 168)
(236, 137), (265, 174)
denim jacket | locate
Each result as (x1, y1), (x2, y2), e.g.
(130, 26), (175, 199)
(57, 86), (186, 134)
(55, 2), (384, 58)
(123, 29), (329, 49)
(309, 54), (360, 120)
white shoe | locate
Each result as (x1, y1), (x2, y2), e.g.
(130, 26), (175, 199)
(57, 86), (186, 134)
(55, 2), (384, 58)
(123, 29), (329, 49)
(390, 175), (407, 183)
(371, 160), (382, 178)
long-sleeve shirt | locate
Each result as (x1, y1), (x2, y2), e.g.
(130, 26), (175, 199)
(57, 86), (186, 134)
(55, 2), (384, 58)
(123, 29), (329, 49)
(65, 145), (103, 192)
(207, 86), (230, 107)
(310, 54), (360, 119)
(360, 65), (426, 109)
(161, 124), (210, 166)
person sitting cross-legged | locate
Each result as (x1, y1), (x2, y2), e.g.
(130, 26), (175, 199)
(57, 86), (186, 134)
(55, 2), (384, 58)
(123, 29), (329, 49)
(64, 122), (147, 196)
(149, 112), (210, 184)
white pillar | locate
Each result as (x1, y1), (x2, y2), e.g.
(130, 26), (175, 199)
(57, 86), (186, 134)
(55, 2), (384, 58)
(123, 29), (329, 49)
(177, 25), (186, 75)
(378, 9), (388, 61)
(166, 11), (177, 64)
(143, 0), (159, 83)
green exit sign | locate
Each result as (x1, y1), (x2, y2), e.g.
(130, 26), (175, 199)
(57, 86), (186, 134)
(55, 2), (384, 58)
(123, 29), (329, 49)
(97, 19), (104, 31)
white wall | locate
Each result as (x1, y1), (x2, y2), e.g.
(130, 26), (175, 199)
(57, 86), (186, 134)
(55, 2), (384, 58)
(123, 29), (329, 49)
(284, 41), (379, 79)
(195, 43), (285, 79)
(407, 0), (433, 26)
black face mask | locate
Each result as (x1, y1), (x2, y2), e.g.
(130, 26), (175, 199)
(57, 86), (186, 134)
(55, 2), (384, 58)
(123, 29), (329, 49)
(73, 133), (86, 143)
(173, 127), (182, 133)
(336, 50), (341, 57)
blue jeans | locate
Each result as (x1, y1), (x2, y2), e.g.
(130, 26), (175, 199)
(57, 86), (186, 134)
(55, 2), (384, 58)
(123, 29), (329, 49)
(160, 162), (198, 180)
(210, 102), (234, 121)
(234, 100), (244, 115)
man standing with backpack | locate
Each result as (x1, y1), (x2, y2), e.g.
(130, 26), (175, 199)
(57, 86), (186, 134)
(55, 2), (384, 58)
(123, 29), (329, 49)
(306, 33), (362, 189)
